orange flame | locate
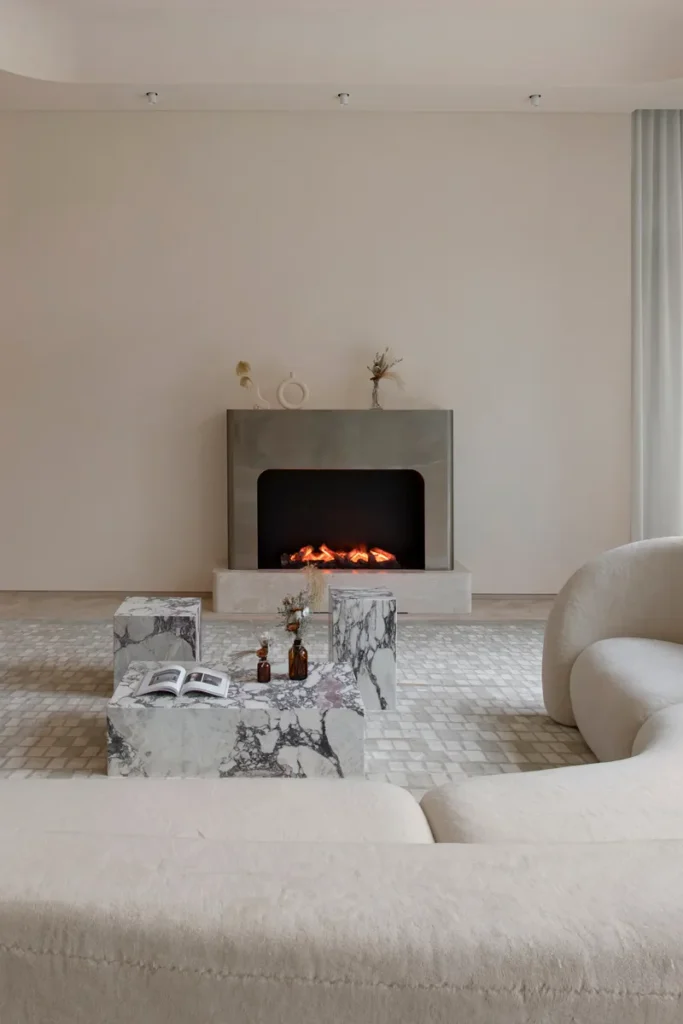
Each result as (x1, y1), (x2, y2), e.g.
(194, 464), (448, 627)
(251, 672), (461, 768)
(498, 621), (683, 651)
(288, 543), (396, 566)
(370, 548), (393, 563)
(348, 545), (369, 563)
(291, 545), (313, 562)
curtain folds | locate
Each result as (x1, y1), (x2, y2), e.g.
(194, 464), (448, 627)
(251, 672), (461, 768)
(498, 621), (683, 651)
(632, 110), (683, 539)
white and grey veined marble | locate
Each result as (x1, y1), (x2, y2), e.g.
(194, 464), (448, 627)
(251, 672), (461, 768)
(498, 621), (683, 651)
(107, 660), (364, 779)
(113, 597), (201, 686)
(329, 587), (397, 711)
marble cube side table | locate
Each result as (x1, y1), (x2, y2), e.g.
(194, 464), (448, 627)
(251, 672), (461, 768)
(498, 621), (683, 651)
(107, 660), (364, 778)
(328, 587), (397, 711)
(113, 597), (201, 687)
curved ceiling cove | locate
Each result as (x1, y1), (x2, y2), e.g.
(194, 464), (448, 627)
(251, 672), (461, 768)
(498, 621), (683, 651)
(0, 0), (74, 81)
(1, 0), (683, 110)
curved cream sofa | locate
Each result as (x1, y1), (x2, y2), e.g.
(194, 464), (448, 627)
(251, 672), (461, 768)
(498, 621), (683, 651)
(542, 536), (683, 747)
(422, 700), (683, 843)
(0, 777), (682, 1024)
(422, 538), (683, 845)
(4, 543), (683, 1022)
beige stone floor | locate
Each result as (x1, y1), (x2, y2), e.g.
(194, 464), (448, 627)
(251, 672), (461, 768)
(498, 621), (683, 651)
(0, 591), (554, 623)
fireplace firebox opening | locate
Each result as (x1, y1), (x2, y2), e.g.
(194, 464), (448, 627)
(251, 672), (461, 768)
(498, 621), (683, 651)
(257, 469), (425, 570)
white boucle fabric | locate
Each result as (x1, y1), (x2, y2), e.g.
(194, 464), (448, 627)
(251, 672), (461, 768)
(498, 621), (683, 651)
(421, 703), (683, 844)
(0, 832), (681, 1023)
(0, 778), (434, 844)
(542, 537), (683, 726)
(570, 637), (683, 761)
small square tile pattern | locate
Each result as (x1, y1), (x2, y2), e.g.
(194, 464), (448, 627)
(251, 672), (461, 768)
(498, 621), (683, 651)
(0, 619), (595, 787)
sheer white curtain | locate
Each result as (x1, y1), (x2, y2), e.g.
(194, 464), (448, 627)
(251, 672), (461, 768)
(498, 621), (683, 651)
(632, 110), (683, 538)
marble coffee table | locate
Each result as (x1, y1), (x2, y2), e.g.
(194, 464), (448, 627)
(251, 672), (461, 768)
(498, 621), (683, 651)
(107, 660), (364, 779)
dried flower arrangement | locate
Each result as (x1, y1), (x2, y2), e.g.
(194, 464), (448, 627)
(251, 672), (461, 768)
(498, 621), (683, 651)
(277, 591), (311, 638)
(236, 360), (252, 387)
(276, 565), (325, 640)
(256, 632), (271, 659)
(235, 360), (270, 409)
(302, 563), (326, 609)
(368, 348), (404, 409)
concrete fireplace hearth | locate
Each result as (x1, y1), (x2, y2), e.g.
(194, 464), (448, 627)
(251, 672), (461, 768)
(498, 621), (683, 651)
(213, 410), (471, 614)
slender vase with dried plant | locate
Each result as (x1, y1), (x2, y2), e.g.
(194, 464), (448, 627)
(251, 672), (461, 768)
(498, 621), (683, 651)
(276, 565), (325, 682)
(256, 634), (271, 682)
(368, 348), (403, 409)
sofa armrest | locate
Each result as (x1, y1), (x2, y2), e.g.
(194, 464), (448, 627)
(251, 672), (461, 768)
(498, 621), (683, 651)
(542, 538), (683, 725)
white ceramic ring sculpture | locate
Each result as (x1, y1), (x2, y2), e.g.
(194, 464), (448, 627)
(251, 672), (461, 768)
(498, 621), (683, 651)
(277, 372), (309, 410)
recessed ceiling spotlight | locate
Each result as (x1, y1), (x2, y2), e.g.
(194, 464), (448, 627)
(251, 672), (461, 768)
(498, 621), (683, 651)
(529, 94), (542, 109)
(337, 92), (350, 107)
(145, 91), (159, 106)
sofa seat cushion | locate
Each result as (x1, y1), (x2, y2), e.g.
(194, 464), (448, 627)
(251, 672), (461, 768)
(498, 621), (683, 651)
(570, 637), (683, 761)
(0, 778), (434, 844)
(421, 703), (683, 844)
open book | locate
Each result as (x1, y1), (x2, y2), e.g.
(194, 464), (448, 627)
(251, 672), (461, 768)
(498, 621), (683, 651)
(137, 665), (230, 699)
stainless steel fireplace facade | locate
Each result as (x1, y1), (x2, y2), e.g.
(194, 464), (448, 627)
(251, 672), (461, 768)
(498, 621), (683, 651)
(226, 410), (453, 571)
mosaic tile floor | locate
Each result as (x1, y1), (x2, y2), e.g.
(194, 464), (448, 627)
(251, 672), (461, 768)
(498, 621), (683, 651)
(0, 619), (595, 789)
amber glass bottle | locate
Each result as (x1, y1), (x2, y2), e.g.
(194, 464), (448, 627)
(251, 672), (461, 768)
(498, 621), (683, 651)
(257, 655), (271, 682)
(288, 636), (308, 681)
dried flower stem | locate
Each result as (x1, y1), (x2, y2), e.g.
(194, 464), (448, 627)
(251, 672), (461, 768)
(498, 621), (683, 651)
(368, 347), (403, 383)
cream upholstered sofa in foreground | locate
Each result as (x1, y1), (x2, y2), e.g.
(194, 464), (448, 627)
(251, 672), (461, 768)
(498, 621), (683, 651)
(3, 539), (683, 1022)
(0, 777), (682, 1024)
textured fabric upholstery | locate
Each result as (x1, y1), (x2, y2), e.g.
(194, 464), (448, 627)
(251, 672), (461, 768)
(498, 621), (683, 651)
(570, 638), (683, 761)
(421, 703), (683, 844)
(632, 700), (683, 756)
(542, 537), (683, 726)
(9, 535), (683, 1020)
(422, 541), (683, 844)
(0, 830), (682, 1024)
(0, 778), (434, 844)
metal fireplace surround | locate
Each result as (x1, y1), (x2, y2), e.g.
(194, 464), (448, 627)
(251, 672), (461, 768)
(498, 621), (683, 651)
(226, 410), (453, 571)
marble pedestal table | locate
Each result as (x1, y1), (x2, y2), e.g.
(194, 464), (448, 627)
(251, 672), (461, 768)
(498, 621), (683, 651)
(107, 661), (364, 778)
(329, 587), (397, 710)
(113, 597), (202, 687)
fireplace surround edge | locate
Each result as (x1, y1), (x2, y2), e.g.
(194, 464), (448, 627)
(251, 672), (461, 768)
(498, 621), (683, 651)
(213, 566), (472, 615)
(226, 409), (454, 572)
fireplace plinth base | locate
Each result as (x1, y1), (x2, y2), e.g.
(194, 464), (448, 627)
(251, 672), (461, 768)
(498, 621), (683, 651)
(213, 565), (472, 616)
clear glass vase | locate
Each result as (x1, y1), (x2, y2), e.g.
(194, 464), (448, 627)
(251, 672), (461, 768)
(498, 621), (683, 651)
(370, 379), (382, 409)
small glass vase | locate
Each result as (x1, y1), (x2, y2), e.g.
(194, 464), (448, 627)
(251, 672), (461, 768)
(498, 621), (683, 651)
(257, 656), (271, 682)
(370, 378), (382, 409)
(288, 637), (308, 681)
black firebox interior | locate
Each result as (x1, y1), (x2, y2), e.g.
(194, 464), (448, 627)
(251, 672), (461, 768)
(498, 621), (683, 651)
(257, 469), (425, 569)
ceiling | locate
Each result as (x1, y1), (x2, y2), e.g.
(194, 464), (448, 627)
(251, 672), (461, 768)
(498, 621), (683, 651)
(1, 0), (682, 111)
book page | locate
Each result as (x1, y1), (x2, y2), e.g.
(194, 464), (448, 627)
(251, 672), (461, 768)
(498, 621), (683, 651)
(181, 669), (229, 698)
(137, 665), (185, 697)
